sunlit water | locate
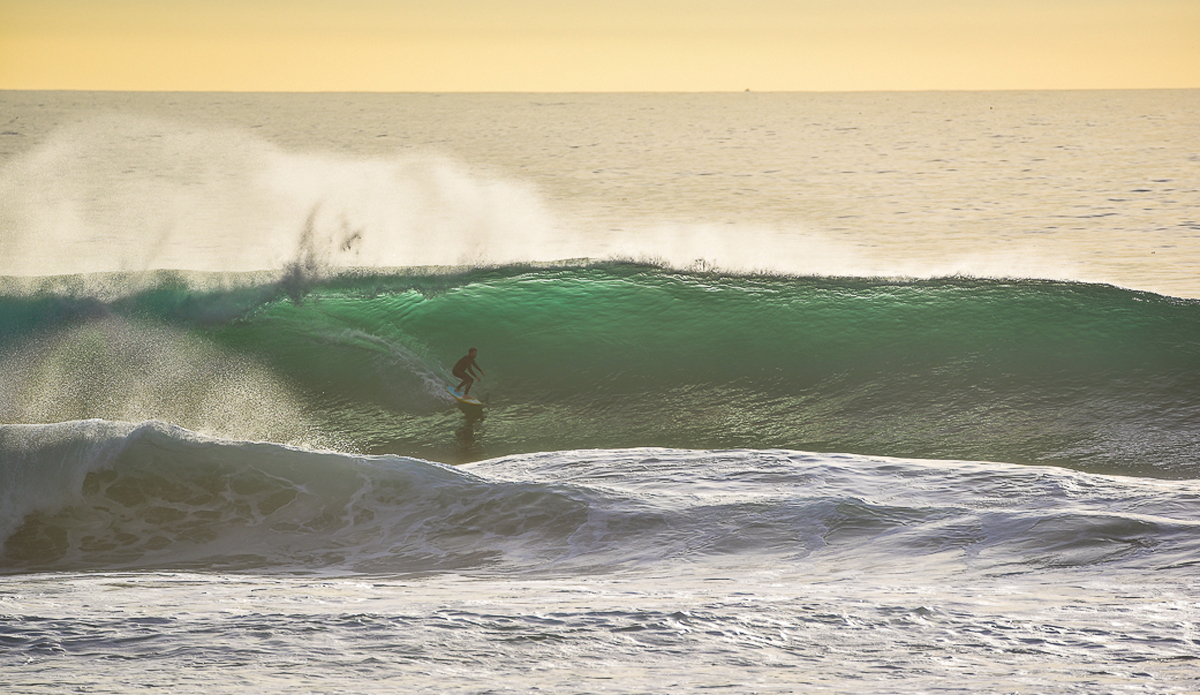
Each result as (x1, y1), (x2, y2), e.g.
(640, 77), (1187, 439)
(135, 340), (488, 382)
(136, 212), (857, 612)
(1, 91), (1198, 694)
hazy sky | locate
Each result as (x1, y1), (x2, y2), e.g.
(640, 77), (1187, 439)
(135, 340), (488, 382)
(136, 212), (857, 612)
(2, 0), (1197, 91)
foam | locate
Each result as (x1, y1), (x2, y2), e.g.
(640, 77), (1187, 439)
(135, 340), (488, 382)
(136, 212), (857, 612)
(0, 419), (139, 540)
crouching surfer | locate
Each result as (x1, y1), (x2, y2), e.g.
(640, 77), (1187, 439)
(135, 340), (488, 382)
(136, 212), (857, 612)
(452, 347), (485, 397)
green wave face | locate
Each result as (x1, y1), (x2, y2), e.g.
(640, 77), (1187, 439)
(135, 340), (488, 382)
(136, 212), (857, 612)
(4, 264), (1200, 474)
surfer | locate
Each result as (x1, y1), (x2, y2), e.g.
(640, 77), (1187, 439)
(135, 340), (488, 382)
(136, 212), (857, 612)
(452, 347), (485, 397)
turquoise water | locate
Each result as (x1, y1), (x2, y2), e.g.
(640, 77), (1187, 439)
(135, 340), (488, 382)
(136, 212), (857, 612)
(4, 265), (1197, 473)
(2, 91), (1199, 694)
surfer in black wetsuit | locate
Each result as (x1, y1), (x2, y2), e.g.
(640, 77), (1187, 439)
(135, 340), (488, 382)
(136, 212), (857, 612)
(452, 348), (485, 397)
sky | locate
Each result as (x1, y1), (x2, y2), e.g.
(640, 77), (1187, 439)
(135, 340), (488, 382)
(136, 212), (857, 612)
(1, 0), (1197, 91)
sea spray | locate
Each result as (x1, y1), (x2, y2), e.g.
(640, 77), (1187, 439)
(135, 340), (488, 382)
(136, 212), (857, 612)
(0, 114), (562, 276)
(0, 315), (342, 449)
(1, 113), (1085, 284)
(3, 90), (1200, 695)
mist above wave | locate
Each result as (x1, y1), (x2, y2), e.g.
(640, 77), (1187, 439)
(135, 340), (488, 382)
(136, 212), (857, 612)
(0, 313), (345, 450)
(0, 114), (1085, 285)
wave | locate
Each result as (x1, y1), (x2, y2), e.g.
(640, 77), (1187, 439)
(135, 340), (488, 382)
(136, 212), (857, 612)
(0, 420), (604, 574)
(2, 420), (1197, 576)
(3, 264), (1198, 476)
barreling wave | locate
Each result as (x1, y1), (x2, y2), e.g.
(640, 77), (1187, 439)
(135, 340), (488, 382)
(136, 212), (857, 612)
(3, 263), (1198, 476)
(2, 419), (1198, 575)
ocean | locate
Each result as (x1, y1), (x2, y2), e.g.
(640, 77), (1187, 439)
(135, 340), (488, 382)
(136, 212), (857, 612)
(1, 90), (1198, 693)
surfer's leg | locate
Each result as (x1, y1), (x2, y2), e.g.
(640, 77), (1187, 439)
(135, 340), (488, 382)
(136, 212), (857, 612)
(459, 375), (474, 396)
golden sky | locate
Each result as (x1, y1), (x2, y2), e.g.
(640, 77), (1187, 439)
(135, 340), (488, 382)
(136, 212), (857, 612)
(1, 0), (1197, 91)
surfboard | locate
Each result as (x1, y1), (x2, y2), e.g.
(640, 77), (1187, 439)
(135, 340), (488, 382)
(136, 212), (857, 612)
(447, 385), (482, 407)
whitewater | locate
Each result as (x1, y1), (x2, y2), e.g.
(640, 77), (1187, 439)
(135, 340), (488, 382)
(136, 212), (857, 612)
(1, 91), (1198, 694)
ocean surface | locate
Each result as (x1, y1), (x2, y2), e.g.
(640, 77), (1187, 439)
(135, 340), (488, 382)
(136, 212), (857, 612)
(1, 91), (1198, 693)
